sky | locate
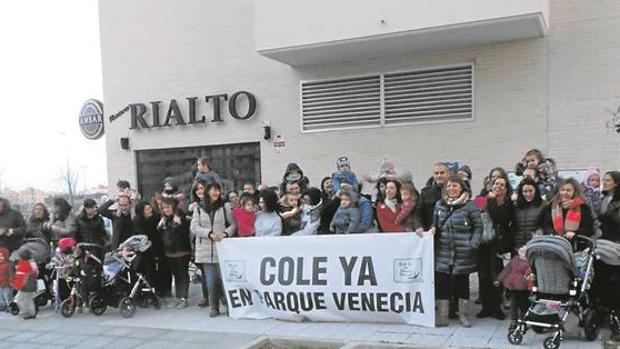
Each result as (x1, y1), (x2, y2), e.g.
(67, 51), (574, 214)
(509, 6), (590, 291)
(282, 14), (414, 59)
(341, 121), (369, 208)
(0, 0), (106, 192)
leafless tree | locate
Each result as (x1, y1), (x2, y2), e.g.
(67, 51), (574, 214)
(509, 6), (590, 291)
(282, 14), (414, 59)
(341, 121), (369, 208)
(59, 162), (79, 207)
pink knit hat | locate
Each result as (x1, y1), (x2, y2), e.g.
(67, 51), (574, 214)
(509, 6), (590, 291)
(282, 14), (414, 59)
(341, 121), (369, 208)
(581, 167), (600, 188)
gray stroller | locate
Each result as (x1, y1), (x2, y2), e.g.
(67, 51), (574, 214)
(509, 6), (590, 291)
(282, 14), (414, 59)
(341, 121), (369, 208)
(507, 235), (598, 349)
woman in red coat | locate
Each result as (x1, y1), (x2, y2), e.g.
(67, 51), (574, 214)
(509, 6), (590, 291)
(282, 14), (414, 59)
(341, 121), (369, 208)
(376, 179), (407, 232)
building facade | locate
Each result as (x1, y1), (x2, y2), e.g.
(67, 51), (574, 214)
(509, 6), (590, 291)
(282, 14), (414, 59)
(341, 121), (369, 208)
(99, 0), (620, 198)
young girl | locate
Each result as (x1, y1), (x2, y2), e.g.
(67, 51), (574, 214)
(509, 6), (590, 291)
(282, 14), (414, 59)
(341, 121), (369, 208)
(581, 168), (602, 215)
(364, 159), (399, 206)
(494, 246), (531, 330)
(12, 250), (38, 319)
(279, 194), (302, 236)
(395, 182), (421, 232)
(232, 194), (257, 237)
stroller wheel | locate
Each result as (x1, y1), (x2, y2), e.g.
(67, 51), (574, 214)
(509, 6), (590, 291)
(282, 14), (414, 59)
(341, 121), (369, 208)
(89, 295), (107, 316)
(611, 313), (620, 335)
(119, 297), (136, 319)
(507, 329), (523, 345)
(9, 302), (19, 316)
(543, 335), (560, 349)
(60, 299), (76, 318)
(583, 310), (599, 341)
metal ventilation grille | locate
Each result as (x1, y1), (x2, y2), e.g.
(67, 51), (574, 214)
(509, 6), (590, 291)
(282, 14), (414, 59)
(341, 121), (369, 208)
(301, 75), (381, 131)
(384, 65), (473, 124)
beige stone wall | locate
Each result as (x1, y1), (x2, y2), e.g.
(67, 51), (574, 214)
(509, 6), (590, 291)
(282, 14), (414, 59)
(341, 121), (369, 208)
(99, 0), (620, 195)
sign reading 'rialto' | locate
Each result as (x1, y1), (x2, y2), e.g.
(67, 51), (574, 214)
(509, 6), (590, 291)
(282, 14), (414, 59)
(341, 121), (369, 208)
(129, 91), (256, 129)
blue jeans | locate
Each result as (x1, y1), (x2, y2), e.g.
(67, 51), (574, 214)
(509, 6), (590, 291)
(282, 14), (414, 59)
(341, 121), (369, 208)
(201, 263), (223, 309)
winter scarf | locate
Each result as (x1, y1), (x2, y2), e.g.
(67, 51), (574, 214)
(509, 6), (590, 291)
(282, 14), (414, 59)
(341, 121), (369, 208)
(444, 191), (470, 207)
(384, 198), (398, 212)
(552, 199), (584, 236)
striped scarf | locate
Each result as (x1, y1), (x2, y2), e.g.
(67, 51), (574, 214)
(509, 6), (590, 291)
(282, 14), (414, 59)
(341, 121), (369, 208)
(551, 199), (584, 236)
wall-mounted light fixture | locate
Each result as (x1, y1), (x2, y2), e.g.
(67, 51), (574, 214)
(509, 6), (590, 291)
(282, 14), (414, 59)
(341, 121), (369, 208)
(263, 120), (271, 140)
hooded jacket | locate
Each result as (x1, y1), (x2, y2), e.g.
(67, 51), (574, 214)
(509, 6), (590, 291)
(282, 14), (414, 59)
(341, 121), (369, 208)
(279, 163), (309, 194)
(330, 191), (361, 234)
(0, 197), (26, 251)
(292, 189), (323, 236)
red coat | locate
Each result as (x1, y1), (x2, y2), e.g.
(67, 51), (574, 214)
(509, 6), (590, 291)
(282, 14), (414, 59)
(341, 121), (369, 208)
(376, 202), (407, 233)
(496, 256), (530, 291)
(11, 260), (37, 291)
(232, 208), (256, 237)
(0, 247), (11, 287)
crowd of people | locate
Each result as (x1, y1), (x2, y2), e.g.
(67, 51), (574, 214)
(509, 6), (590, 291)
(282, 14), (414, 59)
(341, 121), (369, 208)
(0, 151), (619, 339)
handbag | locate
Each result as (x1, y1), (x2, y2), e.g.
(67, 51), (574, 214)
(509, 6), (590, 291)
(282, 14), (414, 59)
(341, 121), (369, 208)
(479, 211), (497, 244)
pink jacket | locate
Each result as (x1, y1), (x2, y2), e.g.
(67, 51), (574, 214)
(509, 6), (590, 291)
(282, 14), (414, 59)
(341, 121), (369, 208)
(232, 208), (256, 237)
(496, 256), (530, 291)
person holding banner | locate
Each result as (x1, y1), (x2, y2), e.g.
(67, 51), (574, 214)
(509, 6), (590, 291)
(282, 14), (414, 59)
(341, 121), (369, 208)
(255, 189), (282, 237)
(432, 175), (482, 328)
(190, 182), (237, 317)
(376, 179), (406, 233)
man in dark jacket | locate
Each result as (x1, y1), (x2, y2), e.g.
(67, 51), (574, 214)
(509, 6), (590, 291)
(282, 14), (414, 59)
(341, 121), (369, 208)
(74, 199), (108, 248)
(0, 197), (26, 251)
(99, 195), (133, 249)
(415, 163), (451, 231)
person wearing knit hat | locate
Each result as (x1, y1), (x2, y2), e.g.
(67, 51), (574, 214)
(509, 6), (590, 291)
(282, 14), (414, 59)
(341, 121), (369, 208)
(581, 167), (602, 215)
(331, 156), (360, 195)
(329, 189), (361, 234)
(458, 165), (472, 181)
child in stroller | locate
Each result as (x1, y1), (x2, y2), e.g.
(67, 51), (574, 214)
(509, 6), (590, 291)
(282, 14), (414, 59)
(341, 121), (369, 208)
(59, 242), (105, 318)
(507, 235), (598, 349)
(92, 235), (160, 318)
(8, 238), (53, 316)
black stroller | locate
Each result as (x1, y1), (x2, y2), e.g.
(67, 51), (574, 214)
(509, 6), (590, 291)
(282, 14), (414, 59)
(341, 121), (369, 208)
(9, 238), (53, 316)
(60, 243), (106, 317)
(591, 238), (620, 337)
(507, 235), (598, 349)
(91, 235), (160, 318)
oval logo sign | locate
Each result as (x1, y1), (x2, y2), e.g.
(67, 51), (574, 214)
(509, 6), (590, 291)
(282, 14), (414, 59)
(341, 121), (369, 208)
(79, 99), (104, 140)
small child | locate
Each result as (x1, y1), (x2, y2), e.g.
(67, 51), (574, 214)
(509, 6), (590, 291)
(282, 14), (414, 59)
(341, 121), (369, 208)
(330, 190), (361, 234)
(233, 194), (257, 237)
(363, 159), (399, 205)
(331, 157), (360, 195)
(581, 168), (602, 215)
(494, 246), (530, 329)
(0, 247), (12, 312)
(395, 182), (421, 232)
(279, 194), (302, 236)
(12, 249), (38, 319)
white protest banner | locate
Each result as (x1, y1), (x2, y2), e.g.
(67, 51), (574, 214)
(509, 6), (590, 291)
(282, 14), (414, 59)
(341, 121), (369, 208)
(217, 233), (435, 327)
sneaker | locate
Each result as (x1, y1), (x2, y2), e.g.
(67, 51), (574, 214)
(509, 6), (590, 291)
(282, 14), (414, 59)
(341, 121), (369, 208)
(176, 298), (189, 309)
(23, 315), (36, 320)
(197, 298), (209, 308)
(209, 307), (220, 318)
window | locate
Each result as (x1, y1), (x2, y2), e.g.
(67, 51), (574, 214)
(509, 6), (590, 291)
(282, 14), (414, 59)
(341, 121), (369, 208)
(136, 142), (261, 201)
(300, 64), (473, 132)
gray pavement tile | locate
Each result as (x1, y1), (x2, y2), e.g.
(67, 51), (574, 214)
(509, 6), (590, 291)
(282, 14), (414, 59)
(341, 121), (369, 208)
(28, 331), (70, 344)
(0, 330), (20, 340)
(49, 333), (91, 346)
(5, 330), (45, 342)
(107, 337), (146, 349)
(78, 336), (119, 348)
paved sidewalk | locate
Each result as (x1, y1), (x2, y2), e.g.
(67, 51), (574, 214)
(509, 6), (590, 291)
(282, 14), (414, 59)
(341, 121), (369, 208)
(0, 283), (614, 348)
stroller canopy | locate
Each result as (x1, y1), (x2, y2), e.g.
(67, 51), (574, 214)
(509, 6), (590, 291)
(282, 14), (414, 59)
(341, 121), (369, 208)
(526, 236), (577, 295)
(596, 239), (620, 266)
(120, 235), (152, 253)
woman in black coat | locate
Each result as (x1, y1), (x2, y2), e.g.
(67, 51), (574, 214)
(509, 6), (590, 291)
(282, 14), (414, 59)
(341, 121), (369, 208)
(477, 176), (513, 320)
(592, 171), (620, 337)
(133, 200), (170, 299)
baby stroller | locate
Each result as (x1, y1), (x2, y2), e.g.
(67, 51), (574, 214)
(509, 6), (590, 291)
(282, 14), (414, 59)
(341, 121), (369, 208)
(591, 239), (620, 336)
(507, 235), (598, 349)
(92, 235), (160, 318)
(60, 243), (105, 318)
(9, 238), (53, 316)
